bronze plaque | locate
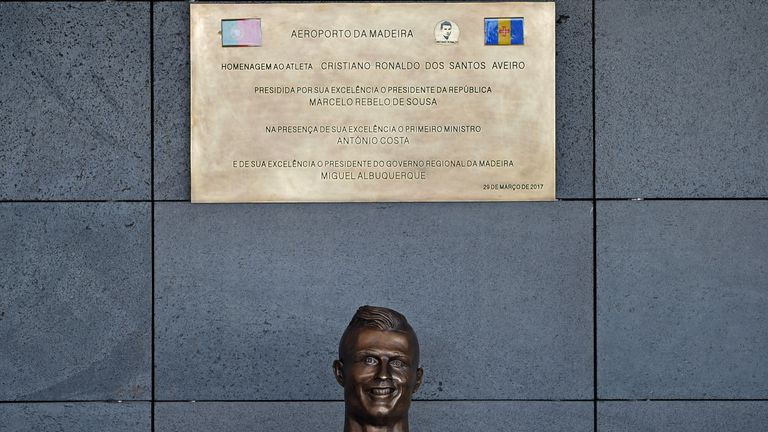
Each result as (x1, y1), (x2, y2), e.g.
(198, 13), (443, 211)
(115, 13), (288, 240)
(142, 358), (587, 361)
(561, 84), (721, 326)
(191, 2), (555, 202)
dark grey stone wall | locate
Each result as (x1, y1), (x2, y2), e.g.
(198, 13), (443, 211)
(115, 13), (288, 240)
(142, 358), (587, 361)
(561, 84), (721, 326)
(1, 1), (766, 431)
(0, 403), (150, 432)
(155, 401), (594, 432)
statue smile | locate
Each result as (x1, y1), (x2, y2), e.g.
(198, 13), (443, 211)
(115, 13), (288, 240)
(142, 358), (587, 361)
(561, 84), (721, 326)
(369, 387), (395, 397)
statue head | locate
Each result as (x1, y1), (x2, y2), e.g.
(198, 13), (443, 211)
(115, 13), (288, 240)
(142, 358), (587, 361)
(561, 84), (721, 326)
(334, 306), (424, 431)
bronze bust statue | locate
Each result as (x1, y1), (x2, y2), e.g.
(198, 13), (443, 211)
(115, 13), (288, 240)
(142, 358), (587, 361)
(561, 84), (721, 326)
(334, 306), (424, 432)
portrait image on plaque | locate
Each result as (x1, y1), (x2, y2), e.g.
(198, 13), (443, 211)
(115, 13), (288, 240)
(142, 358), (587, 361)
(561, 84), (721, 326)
(434, 20), (460, 44)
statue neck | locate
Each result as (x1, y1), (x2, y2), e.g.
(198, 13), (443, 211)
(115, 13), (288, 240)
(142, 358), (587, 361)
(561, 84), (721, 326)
(344, 416), (409, 432)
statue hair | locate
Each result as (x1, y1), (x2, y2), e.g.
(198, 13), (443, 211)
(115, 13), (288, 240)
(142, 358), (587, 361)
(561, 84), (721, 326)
(338, 305), (419, 361)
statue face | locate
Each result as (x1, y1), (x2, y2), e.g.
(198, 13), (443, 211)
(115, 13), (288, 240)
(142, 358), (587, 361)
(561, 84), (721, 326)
(335, 328), (423, 425)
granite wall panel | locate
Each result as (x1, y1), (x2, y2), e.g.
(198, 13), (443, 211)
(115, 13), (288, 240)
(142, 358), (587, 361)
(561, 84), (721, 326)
(0, 2), (151, 200)
(0, 403), (150, 432)
(0, 203), (152, 401)
(156, 401), (593, 432)
(555, 0), (594, 199)
(597, 201), (768, 398)
(595, 0), (768, 198)
(154, 202), (593, 400)
(599, 401), (768, 432)
(153, 2), (189, 201)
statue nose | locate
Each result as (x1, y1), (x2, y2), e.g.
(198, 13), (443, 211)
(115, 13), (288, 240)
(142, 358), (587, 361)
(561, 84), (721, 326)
(376, 360), (392, 380)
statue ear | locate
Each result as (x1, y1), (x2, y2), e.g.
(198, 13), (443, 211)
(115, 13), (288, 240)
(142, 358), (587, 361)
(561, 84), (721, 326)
(413, 367), (424, 392)
(333, 360), (345, 387)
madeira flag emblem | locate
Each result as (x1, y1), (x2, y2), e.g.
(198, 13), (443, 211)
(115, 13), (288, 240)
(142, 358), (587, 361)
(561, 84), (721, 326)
(484, 18), (524, 45)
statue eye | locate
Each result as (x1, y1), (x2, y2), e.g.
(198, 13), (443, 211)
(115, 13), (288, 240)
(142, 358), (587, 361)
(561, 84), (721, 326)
(390, 359), (404, 368)
(364, 356), (378, 365)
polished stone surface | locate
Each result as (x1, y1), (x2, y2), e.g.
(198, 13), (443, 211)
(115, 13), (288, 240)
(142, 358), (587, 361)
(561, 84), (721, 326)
(0, 2), (150, 200)
(598, 201), (768, 398)
(596, 0), (768, 198)
(0, 203), (151, 400)
(0, 403), (150, 432)
(155, 202), (593, 400)
(156, 401), (593, 432)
